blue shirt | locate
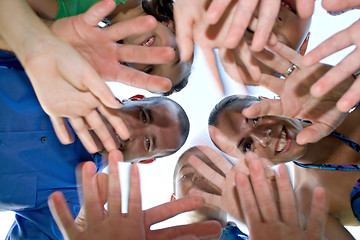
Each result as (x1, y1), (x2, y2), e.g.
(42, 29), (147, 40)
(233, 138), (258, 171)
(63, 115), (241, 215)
(0, 50), (96, 239)
(218, 222), (248, 240)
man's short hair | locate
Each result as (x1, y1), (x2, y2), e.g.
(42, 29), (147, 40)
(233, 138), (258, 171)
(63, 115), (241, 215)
(144, 96), (190, 157)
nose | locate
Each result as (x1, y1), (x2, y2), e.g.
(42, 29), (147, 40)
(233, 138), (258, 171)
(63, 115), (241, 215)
(251, 129), (272, 147)
(192, 173), (205, 183)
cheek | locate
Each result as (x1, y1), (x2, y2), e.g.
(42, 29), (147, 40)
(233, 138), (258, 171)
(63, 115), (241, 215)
(178, 181), (193, 197)
(274, 17), (310, 50)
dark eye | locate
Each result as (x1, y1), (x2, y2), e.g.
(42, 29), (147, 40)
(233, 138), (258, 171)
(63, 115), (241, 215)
(140, 109), (147, 123)
(144, 65), (154, 74)
(181, 173), (193, 180)
(243, 140), (253, 152)
(144, 137), (151, 152)
(252, 117), (259, 126)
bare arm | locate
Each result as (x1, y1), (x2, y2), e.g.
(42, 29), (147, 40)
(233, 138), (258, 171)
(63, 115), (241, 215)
(324, 215), (355, 240)
(0, 0), (58, 61)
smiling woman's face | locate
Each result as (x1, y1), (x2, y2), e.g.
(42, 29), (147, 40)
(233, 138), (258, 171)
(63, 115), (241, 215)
(214, 108), (307, 164)
(110, 6), (192, 91)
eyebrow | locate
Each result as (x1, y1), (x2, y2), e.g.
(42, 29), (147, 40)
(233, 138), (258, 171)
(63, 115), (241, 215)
(179, 164), (192, 172)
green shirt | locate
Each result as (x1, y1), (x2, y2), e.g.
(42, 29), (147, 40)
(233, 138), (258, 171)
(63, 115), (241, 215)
(55, 0), (127, 19)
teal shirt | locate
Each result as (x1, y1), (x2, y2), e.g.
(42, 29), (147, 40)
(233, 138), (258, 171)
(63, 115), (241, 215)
(55, 0), (127, 19)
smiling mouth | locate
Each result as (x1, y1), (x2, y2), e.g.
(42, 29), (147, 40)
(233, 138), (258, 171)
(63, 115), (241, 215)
(139, 36), (155, 47)
(275, 127), (291, 154)
(280, 0), (296, 14)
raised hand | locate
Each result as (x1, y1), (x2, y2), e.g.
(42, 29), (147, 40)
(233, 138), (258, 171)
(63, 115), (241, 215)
(303, 19), (360, 112)
(206, 0), (279, 51)
(48, 150), (222, 240)
(242, 41), (352, 144)
(236, 158), (327, 240)
(187, 145), (276, 223)
(50, 0), (174, 92)
(187, 145), (247, 222)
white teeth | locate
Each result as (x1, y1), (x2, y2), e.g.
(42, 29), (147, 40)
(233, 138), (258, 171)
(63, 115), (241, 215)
(281, 1), (292, 11)
(142, 36), (154, 47)
(276, 130), (287, 152)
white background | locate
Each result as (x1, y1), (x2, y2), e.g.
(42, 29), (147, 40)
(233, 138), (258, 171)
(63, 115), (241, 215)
(1, 1), (360, 239)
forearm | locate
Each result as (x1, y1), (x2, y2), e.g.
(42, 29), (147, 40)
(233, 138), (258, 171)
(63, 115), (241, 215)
(324, 215), (356, 240)
(0, 0), (57, 63)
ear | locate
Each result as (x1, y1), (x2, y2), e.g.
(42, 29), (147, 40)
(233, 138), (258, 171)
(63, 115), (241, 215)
(164, 20), (175, 32)
(299, 32), (310, 56)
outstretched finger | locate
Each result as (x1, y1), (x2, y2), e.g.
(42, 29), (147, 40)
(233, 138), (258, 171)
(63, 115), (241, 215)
(276, 164), (299, 226)
(218, 48), (248, 87)
(97, 105), (130, 143)
(50, 116), (75, 145)
(296, 0), (315, 18)
(208, 126), (245, 160)
(251, 0), (280, 52)
(107, 150), (123, 214)
(305, 187), (327, 237)
(235, 172), (261, 225)
(310, 49), (360, 98)
(206, 0), (233, 24)
(104, 15), (157, 41)
(242, 99), (284, 119)
(69, 117), (101, 154)
(145, 195), (205, 225)
(128, 163), (142, 214)
(197, 145), (234, 175)
(174, 2), (195, 62)
(225, 1), (258, 49)
(296, 123), (333, 145)
(248, 158), (280, 222)
(337, 78), (360, 112)
(81, 161), (104, 224)
(113, 65), (172, 92)
(188, 156), (225, 188)
(61, 53), (122, 109)
(267, 41), (304, 67)
(303, 26), (354, 67)
(117, 45), (175, 64)
(188, 188), (223, 210)
(234, 39), (262, 82)
(201, 48), (224, 94)
(82, 0), (117, 27)
(48, 192), (79, 239)
(85, 109), (117, 152)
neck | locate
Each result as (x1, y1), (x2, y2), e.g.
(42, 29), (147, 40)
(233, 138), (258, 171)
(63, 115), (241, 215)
(297, 107), (360, 165)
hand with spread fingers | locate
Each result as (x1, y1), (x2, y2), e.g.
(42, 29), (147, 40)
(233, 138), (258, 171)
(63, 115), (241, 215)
(48, 150), (222, 240)
(302, 18), (360, 112)
(174, 0), (280, 87)
(294, 0), (360, 112)
(187, 144), (276, 223)
(242, 41), (353, 145)
(206, 0), (279, 51)
(236, 158), (327, 240)
(0, 0), (175, 153)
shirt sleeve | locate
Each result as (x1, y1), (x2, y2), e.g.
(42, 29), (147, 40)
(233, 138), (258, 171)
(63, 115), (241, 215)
(55, 0), (127, 19)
